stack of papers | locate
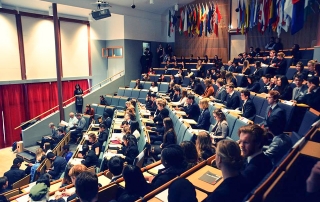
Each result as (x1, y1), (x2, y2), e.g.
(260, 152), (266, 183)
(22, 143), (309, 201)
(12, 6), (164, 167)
(103, 152), (124, 160)
(69, 158), (83, 165)
(110, 133), (123, 141)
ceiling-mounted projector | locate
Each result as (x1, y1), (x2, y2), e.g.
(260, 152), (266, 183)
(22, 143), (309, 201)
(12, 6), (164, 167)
(91, 8), (111, 20)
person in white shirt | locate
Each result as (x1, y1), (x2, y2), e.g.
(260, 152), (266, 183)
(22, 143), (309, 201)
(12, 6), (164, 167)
(174, 89), (188, 107)
(68, 112), (78, 130)
(150, 81), (158, 93)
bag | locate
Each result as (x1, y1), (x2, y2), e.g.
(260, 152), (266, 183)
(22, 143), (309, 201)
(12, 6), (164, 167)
(12, 142), (17, 152)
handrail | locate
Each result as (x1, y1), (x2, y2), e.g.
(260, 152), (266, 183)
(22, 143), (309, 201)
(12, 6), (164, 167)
(15, 71), (124, 130)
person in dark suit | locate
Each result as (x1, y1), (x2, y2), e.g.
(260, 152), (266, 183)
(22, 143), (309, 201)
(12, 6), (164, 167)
(211, 78), (227, 103)
(168, 178), (197, 202)
(261, 90), (286, 136)
(265, 50), (278, 76)
(164, 65), (171, 75)
(226, 60), (235, 72)
(302, 76), (320, 112)
(246, 74), (261, 93)
(193, 78), (205, 95)
(80, 144), (98, 168)
(46, 152), (67, 180)
(171, 86), (181, 102)
(225, 84), (240, 110)
(253, 61), (264, 81)
(0, 176), (10, 194)
(134, 79), (143, 89)
(146, 94), (157, 112)
(206, 139), (251, 202)
(233, 61), (242, 73)
(147, 145), (187, 189)
(291, 74), (308, 103)
(108, 156), (124, 182)
(182, 95), (200, 121)
(273, 52), (287, 75)
(193, 98), (211, 131)
(259, 74), (272, 94)
(274, 75), (293, 101)
(4, 158), (26, 189)
(118, 134), (139, 165)
(97, 124), (108, 146)
(158, 74), (167, 82)
(239, 90), (256, 121)
(238, 124), (273, 190)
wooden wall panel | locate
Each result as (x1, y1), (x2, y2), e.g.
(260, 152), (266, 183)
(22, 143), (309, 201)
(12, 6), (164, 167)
(246, 12), (319, 51)
(175, 0), (230, 62)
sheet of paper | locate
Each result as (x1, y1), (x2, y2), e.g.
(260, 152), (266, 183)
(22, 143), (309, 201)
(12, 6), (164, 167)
(22, 181), (36, 192)
(155, 189), (169, 202)
(16, 194), (30, 202)
(69, 158), (83, 165)
(98, 175), (111, 187)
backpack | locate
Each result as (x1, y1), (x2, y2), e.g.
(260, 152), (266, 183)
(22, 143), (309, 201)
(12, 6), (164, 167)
(12, 142), (17, 152)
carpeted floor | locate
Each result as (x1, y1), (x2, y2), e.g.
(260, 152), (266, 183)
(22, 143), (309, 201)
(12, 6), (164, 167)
(0, 147), (27, 176)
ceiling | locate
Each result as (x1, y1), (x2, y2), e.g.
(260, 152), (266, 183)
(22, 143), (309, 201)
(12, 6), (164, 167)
(1, 0), (195, 16)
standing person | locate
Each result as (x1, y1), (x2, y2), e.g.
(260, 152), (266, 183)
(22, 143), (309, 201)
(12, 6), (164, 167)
(4, 158), (26, 189)
(145, 48), (153, 69)
(206, 139), (251, 202)
(74, 84), (84, 113)
(140, 53), (147, 74)
(166, 44), (173, 57)
(273, 52), (287, 75)
(157, 44), (164, 67)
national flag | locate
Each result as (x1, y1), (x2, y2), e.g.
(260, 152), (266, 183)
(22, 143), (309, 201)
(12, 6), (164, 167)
(258, 0), (265, 33)
(291, 0), (306, 35)
(171, 11), (177, 33)
(253, 0), (259, 26)
(269, 0), (278, 31)
(207, 3), (212, 35)
(245, 0), (250, 28)
(276, 0), (283, 37)
(183, 7), (188, 36)
(214, 3), (220, 36)
(179, 9), (184, 34)
(241, 0), (246, 34)
(168, 10), (172, 37)
(249, 0), (255, 28)
(263, 0), (270, 33)
(237, 0), (241, 32)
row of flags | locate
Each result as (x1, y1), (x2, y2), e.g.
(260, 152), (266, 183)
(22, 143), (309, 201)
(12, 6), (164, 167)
(237, 0), (310, 36)
(168, 2), (222, 37)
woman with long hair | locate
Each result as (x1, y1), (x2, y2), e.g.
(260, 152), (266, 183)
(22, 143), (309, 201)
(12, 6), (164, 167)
(274, 75), (293, 100)
(293, 61), (307, 80)
(273, 52), (287, 75)
(87, 133), (100, 156)
(74, 84), (83, 113)
(225, 72), (238, 88)
(180, 141), (199, 169)
(117, 165), (152, 202)
(210, 109), (229, 144)
(242, 60), (251, 75)
(194, 98), (211, 131)
(29, 148), (46, 182)
(196, 131), (215, 161)
(246, 74), (261, 93)
(202, 79), (215, 98)
(150, 81), (158, 93)
(130, 121), (141, 140)
(84, 104), (95, 123)
(253, 61), (263, 81)
(206, 139), (250, 201)
(176, 89), (188, 106)
(118, 134), (139, 165)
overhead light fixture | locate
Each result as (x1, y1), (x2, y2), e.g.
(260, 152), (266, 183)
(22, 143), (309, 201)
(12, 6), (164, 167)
(150, 0), (154, 4)
(174, 4), (178, 11)
(49, 6), (53, 16)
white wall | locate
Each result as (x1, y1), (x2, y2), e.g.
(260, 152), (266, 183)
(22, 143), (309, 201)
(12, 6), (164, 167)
(230, 35), (246, 60)
(90, 13), (124, 40)
(0, 13), (21, 81)
(60, 21), (89, 77)
(22, 16), (57, 80)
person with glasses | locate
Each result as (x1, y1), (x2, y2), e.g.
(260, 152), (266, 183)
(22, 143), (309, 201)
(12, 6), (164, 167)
(291, 74), (308, 103)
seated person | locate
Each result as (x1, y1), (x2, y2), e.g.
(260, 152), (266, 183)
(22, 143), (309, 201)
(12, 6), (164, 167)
(130, 121), (141, 140)
(211, 78), (227, 103)
(87, 133), (100, 157)
(306, 161), (320, 201)
(75, 172), (99, 202)
(0, 177), (10, 194)
(210, 109), (229, 143)
(225, 84), (240, 110)
(70, 113), (87, 143)
(142, 74), (151, 81)
(239, 89), (256, 121)
(259, 74), (272, 94)
(98, 123), (108, 146)
(108, 156), (124, 182)
(117, 134), (139, 165)
(265, 37), (275, 50)
(46, 152), (67, 180)
(180, 141), (199, 169)
(246, 74), (260, 93)
(239, 125), (273, 189)
(80, 144), (98, 168)
(150, 81), (158, 93)
(291, 74), (308, 103)
(146, 94), (157, 112)
(182, 94), (200, 122)
(196, 132), (215, 161)
(158, 74), (167, 82)
(28, 148), (46, 182)
(29, 174), (51, 202)
(4, 157), (25, 189)
(40, 122), (59, 148)
(146, 145), (187, 189)
(206, 139), (251, 202)
(164, 65), (171, 75)
(168, 178), (197, 202)
(84, 104), (95, 123)
(174, 89), (188, 106)
(62, 145), (73, 162)
(302, 76), (320, 112)
(193, 98), (211, 131)
(193, 78), (205, 95)
(121, 112), (135, 128)
(101, 110), (112, 128)
(148, 108), (169, 142)
(117, 165), (153, 202)
(100, 95), (107, 105)
(171, 86), (181, 102)
(61, 112), (78, 131)
(134, 79), (143, 89)
(202, 79), (215, 98)
(274, 76), (293, 101)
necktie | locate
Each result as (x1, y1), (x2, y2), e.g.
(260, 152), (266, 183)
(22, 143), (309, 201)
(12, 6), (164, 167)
(267, 107), (272, 117)
(295, 88), (300, 99)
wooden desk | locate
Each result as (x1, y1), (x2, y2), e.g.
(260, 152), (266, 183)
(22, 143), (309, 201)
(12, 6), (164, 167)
(148, 164), (165, 175)
(98, 175), (112, 187)
(182, 119), (197, 125)
(149, 188), (208, 202)
(113, 123), (122, 130)
(174, 111), (186, 116)
(300, 141), (320, 159)
(186, 165), (223, 193)
(117, 111), (125, 117)
(214, 103), (226, 108)
(191, 129), (206, 135)
(142, 118), (154, 124)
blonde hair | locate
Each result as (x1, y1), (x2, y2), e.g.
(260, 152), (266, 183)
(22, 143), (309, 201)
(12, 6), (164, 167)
(204, 79), (212, 87)
(199, 98), (209, 109)
(35, 148), (45, 162)
(123, 125), (131, 135)
(196, 131), (213, 159)
(277, 52), (285, 58)
(216, 139), (243, 170)
(181, 89), (188, 98)
(156, 98), (167, 107)
(68, 164), (87, 177)
(88, 133), (97, 142)
(242, 60), (250, 74)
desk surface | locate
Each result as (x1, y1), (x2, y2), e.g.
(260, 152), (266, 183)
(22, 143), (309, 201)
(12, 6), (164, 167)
(186, 165), (223, 193)
(149, 188), (208, 202)
(183, 119), (197, 125)
(148, 164), (165, 175)
(98, 175), (112, 187)
(300, 141), (320, 159)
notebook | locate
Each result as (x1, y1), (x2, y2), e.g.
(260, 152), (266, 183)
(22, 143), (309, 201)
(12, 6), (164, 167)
(198, 171), (222, 185)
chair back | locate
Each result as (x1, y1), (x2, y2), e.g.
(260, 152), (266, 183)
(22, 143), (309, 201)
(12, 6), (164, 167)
(12, 175), (31, 189)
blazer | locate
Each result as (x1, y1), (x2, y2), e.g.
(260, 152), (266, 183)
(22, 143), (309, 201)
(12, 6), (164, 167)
(242, 68), (251, 75)
(302, 87), (320, 112)
(274, 59), (287, 75)
(48, 156), (67, 180)
(183, 102), (200, 121)
(225, 93), (240, 110)
(259, 82), (270, 94)
(241, 152), (273, 190)
(172, 94), (181, 102)
(202, 86), (215, 98)
(82, 150), (98, 168)
(261, 104), (286, 135)
(292, 85), (308, 103)
(98, 130), (108, 144)
(4, 167), (26, 189)
(253, 68), (264, 80)
(134, 84), (143, 89)
(247, 82), (261, 93)
(264, 134), (292, 165)
(215, 87), (227, 103)
(274, 85), (293, 101)
(124, 145), (139, 165)
(151, 166), (187, 189)
(227, 65), (235, 72)
(162, 131), (177, 148)
(241, 99), (256, 121)
(235, 66), (243, 73)
(195, 108), (211, 131)
(211, 120), (229, 140)
(194, 83), (205, 95)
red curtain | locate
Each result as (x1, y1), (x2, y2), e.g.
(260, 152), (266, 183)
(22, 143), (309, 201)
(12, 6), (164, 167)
(0, 84), (26, 147)
(62, 79), (89, 106)
(0, 87), (5, 148)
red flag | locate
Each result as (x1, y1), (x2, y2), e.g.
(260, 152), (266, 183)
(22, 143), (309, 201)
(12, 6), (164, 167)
(216, 3), (222, 23)
(213, 4), (220, 36)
